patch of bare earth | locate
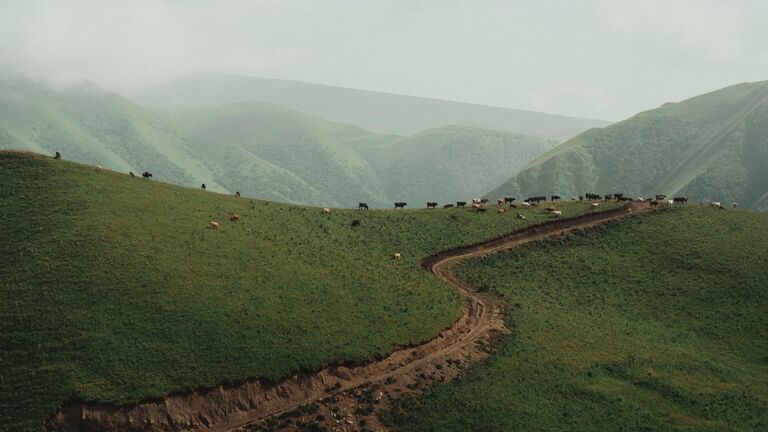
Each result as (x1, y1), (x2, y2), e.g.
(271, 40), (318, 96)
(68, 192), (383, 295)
(45, 203), (649, 432)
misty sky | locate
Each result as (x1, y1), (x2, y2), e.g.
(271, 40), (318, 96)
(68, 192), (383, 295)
(1, 0), (767, 120)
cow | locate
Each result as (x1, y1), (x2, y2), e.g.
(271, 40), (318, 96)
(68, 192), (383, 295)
(526, 196), (546, 204)
(551, 195), (561, 201)
(732, 201), (739, 209)
(95, 165), (103, 173)
(504, 197), (516, 204)
(472, 198), (482, 205)
(614, 193), (624, 201)
(358, 202), (369, 210)
(590, 202), (600, 208)
(585, 193), (601, 201)
(394, 202), (407, 209)
(579, 195), (583, 201)
(604, 194), (612, 201)
(229, 214), (240, 222)
(520, 202), (532, 208)
(655, 194), (667, 201)
(54, 151), (62, 160)
(710, 201), (721, 208)
(544, 206), (556, 213)
(129, 172), (135, 178)
(456, 201), (467, 208)
(208, 221), (221, 230)
(443, 204), (454, 208)
(476, 207), (487, 213)
(393, 252), (401, 260)
(322, 208), (332, 214)
(201, 183), (207, 190)
(497, 208), (506, 213)
(497, 199), (505, 206)
(650, 200), (660, 208)
(516, 213), (526, 220)
(351, 219), (361, 227)
(620, 196), (634, 202)
(427, 202), (438, 208)
(142, 171), (153, 178)
(552, 210), (563, 218)
(235, 191), (241, 197)
(480, 198), (490, 204)
(673, 197), (688, 204)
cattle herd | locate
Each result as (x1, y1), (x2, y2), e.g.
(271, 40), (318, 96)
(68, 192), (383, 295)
(52, 151), (737, 244)
(347, 192), (697, 214)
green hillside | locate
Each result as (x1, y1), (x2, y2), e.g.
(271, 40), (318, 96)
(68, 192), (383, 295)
(0, 79), (555, 208)
(489, 80), (768, 210)
(0, 79), (216, 188)
(354, 125), (557, 204)
(132, 72), (610, 141)
(0, 151), (599, 431)
(393, 206), (768, 431)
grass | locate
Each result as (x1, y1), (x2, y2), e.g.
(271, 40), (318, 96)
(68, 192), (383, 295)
(0, 151), (608, 431)
(391, 205), (768, 431)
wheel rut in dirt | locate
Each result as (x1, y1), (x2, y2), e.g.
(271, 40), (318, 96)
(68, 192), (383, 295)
(45, 203), (650, 432)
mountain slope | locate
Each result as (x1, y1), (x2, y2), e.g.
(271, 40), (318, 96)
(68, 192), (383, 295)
(0, 79), (556, 207)
(395, 206), (768, 431)
(132, 73), (610, 141)
(0, 79), (217, 188)
(354, 125), (556, 204)
(0, 151), (598, 431)
(488, 81), (768, 210)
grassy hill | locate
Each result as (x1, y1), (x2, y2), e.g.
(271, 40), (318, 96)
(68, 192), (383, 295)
(354, 125), (557, 204)
(489, 80), (768, 210)
(392, 206), (768, 431)
(0, 79), (556, 208)
(0, 151), (600, 431)
(132, 72), (610, 141)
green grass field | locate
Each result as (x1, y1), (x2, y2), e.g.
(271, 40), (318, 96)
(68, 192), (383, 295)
(0, 151), (607, 431)
(391, 206), (768, 431)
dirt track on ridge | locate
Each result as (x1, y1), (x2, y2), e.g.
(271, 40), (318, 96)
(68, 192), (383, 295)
(45, 203), (649, 432)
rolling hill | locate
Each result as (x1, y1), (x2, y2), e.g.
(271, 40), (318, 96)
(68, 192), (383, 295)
(0, 151), (599, 431)
(132, 72), (611, 141)
(393, 206), (768, 431)
(488, 80), (768, 210)
(0, 79), (556, 207)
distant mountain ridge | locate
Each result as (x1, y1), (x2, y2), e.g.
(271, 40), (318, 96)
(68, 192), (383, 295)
(488, 80), (768, 210)
(0, 79), (556, 207)
(132, 73), (610, 141)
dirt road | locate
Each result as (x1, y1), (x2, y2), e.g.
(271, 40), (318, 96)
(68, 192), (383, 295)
(46, 203), (649, 431)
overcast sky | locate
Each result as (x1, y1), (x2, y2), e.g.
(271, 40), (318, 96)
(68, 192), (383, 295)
(1, 0), (767, 120)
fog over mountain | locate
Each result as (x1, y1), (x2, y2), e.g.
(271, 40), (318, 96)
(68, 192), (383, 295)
(2, 1), (768, 120)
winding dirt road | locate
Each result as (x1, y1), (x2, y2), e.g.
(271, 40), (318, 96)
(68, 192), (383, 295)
(46, 203), (649, 432)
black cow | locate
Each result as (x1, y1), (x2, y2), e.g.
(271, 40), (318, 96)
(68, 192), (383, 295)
(619, 196), (633, 202)
(443, 204), (454, 208)
(551, 195), (561, 201)
(54, 151), (62, 160)
(351, 219), (361, 227)
(358, 202), (369, 210)
(614, 193), (625, 201)
(456, 201), (467, 208)
(142, 171), (153, 178)
(235, 191), (241, 197)
(201, 183), (207, 190)
(673, 197), (688, 204)
(504, 197), (516, 203)
(480, 198), (490, 204)
(394, 202), (407, 209)
(427, 202), (438, 208)
(525, 196), (546, 204)
(584, 192), (601, 200)
(655, 194), (667, 201)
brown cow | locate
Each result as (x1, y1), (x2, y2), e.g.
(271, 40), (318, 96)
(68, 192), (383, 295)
(229, 214), (240, 222)
(209, 221), (221, 230)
